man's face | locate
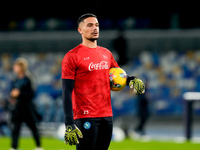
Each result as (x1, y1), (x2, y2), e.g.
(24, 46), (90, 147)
(13, 64), (22, 76)
(78, 17), (99, 41)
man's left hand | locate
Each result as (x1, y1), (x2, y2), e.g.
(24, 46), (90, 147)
(10, 89), (20, 98)
(129, 78), (145, 95)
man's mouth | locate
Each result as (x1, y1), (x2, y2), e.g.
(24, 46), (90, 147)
(92, 32), (98, 36)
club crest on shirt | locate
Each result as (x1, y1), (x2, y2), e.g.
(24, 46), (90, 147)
(102, 55), (108, 60)
(83, 122), (91, 129)
(88, 61), (108, 71)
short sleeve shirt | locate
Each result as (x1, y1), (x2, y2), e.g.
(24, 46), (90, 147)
(62, 44), (119, 119)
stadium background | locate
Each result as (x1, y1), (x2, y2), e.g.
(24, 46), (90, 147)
(0, 1), (200, 149)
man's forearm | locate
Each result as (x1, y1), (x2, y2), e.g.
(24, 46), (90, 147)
(62, 79), (75, 125)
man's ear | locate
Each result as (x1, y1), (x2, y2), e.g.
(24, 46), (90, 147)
(78, 27), (82, 35)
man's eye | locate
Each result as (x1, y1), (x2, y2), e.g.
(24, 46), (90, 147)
(96, 24), (99, 27)
(88, 24), (92, 27)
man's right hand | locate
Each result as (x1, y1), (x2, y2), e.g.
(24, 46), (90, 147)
(64, 124), (83, 146)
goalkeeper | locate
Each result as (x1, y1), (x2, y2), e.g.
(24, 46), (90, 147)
(62, 13), (145, 150)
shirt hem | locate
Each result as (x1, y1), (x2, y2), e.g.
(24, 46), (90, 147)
(74, 115), (113, 120)
(62, 77), (75, 80)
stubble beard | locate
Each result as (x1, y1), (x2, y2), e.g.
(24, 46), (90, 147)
(88, 37), (98, 42)
(86, 34), (99, 42)
(87, 32), (99, 42)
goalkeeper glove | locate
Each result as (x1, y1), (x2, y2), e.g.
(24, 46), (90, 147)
(129, 78), (145, 95)
(64, 124), (83, 146)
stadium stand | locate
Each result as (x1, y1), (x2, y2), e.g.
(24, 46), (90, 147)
(0, 51), (200, 125)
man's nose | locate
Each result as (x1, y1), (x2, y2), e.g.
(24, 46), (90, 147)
(93, 25), (97, 30)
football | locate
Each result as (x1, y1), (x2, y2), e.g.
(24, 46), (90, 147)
(109, 67), (127, 91)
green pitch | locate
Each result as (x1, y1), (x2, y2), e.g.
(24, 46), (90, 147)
(0, 137), (199, 150)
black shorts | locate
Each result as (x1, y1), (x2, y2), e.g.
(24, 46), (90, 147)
(74, 117), (113, 150)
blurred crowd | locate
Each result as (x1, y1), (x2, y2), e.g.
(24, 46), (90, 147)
(1, 2), (200, 31)
(112, 50), (200, 116)
(2, 17), (150, 31)
(0, 50), (200, 135)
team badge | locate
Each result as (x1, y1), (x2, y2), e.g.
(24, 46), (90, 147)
(83, 122), (91, 129)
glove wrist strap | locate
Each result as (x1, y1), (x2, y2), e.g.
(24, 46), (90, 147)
(126, 75), (136, 85)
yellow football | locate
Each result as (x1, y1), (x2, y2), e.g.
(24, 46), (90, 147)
(109, 67), (127, 91)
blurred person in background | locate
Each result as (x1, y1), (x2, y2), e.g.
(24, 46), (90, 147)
(9, 58), (43, 150)
(134, 82), (149, 136)
(113, 29), (127, 66)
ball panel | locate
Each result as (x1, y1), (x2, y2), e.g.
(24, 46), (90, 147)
(109, 67), (127, 91)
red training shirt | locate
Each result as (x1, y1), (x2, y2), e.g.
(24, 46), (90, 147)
(62, 44), (119, 120)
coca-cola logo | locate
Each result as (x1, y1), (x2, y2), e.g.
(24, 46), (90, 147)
(88, 61), (109, 71)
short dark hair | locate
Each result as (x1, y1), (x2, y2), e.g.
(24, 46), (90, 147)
(77, 13), (97, 26)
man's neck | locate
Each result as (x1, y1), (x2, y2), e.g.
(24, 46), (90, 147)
(82, 39), (97, 48)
